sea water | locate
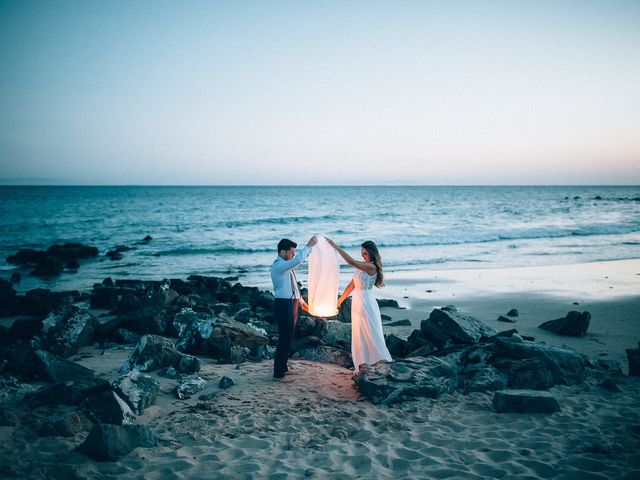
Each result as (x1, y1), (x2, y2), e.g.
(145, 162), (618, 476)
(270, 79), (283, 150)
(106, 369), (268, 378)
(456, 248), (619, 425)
(1, 185), (639, 292)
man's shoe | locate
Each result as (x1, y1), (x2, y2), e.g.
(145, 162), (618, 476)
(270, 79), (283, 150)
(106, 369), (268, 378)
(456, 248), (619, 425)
(273, 372), (285, 379)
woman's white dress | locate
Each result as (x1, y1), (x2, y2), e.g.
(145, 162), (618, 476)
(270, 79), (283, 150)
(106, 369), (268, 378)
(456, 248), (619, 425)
(351, 269), (392, 371)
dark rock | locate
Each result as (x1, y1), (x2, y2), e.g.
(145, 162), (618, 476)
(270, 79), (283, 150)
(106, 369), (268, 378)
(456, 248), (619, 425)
(106, 251), (124, 261)
(10, 272), (21, 284)
(38, 305), (99, 357)
(406, 344), (437, 357)
(37, 410), (93, 437)
(489, 337), (587, 389)
(492, 389), (561, 413)
(45, 243), (99, 263)
(539, 311), (591, 336)
(441, 305), (457, 312)
(112, 370), (159, 415)
(385, 334), (410, 357)
(293, 346), (352, 369)
(627, 343), (640, 376)
(321, 320), (351, 349)
(597, 378), (622, 393)
(116, 283), (178, 335)
(6, 248), (47, 265)
(119, 334), (200, 374)
(377, 299), (400, 309)
(497, 315), (517, 323)
(385, 319), (411, 327)
(103, 277), (114, 286)
(83, 390), (136, 425)
(295, 315), (326, 338)
(14, 288), (77, 317)
(0, 279), (17, 315)
(465, 367), (508, 394)
(176, 377), (207, 399)
(354, 357), (457, 405)
(406, 329), (436, 353)
(420, 308), (496, 348)
(175, 312), (268, 363)
(219, 376), (234, 389)
(110, 328), (141, 345)
(66, 259), (80, 270)
(29, 256), (64, 276)
(7, 317), (43, 340)
(77, 423), (157, 461)
(142, 235), (153, 242)
(506, 309), (519, 317)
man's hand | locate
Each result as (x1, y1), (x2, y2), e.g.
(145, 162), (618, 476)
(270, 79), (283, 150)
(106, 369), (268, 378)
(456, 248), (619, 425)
(301, 302), (309, 313)
(307, 235), (318, 248)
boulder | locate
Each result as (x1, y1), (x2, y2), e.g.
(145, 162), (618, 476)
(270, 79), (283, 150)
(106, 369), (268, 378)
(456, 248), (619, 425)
(38, 305), (99, 357)
(488, 336), (587, 389)
(7, 317), (43, 340)
(112, 370), (159, 415)
(385, 319), (412, 327)
(377, 299), (400, 308)
(90, 285), (121, 310)
(464, 367), (508, 394)
(13, 289), (77, 317)
(175, 313), (268, 363)
(295, 315), (326, 338)
(321, 320), (351, 349)
(77, 423), (157, 461)
(37, 410), (93, 437)
(293, 346), (353, 369)
(176, 377), (207, 399)
(0, 279), (17, 315)
(119, 334), (200, 374)
(10, 272), (21, 284)
(219, 376), (234, 389)
(116, 284), (178, 334)
(497, 315), (516, 323)
(627, 343), (640, 376)
(539, 311), (591, 336)
(492, 390), (561, 413)
(354, 357), (457, 405)
(83, 390), (136, 425)
(506, 309), (519, 317)
(385, 334), (410, 357)
(420, 308), (496, 348)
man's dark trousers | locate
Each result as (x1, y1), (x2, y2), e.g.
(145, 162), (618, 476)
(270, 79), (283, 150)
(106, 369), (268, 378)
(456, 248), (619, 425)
(273, 298), (300, 377)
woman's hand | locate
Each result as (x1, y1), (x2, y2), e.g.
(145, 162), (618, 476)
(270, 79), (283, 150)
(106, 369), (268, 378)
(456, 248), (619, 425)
(301, 303), (309, 313)
(326, 238), (337, 249)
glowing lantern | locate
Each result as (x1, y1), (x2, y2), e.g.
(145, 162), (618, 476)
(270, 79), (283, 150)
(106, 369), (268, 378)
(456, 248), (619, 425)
(307, 236), (339, 317)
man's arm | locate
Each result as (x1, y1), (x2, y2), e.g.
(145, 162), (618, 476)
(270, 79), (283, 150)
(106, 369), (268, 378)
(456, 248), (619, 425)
(271, 246), (311, 275)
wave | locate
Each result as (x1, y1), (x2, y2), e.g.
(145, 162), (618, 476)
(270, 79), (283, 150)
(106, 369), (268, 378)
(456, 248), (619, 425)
(220, 214), (343, 229)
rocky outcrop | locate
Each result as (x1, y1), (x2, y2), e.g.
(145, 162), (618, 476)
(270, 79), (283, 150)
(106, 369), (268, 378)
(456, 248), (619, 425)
(119, 335), (200, 375)
(38, 305), (99, 357)
(420, 307), (496, 348)
(539, 311), (591, 336)
(77, 424), (158, 461)
(6, 243), (98, 277)
(112, 370), (159, 415)
(492, 390), (561, 413)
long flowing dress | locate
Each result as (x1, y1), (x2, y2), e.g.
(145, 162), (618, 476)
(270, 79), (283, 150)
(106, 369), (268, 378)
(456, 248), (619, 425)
(351, 269), (392, 371)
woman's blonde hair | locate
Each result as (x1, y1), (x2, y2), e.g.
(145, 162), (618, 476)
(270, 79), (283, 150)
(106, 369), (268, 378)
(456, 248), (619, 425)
(362, 240), (384, 288)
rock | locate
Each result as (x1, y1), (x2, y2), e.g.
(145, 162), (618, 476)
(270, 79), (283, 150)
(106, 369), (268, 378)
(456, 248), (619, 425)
(10, 272), (21, 284)
(384, 319), (411, 327)
(7, 317), (43, 340)
(506, 309), (519, 317)
(406, 344), (437, 357)
(37, 410), (93, 437)
(420, 308), (496, 348)
(539, 311), (591, 337)
(109, 328), (142, 345)
(38, 305), (99, 357)
(13, 288), (77, 317)
(377, 299), (400, 308)
(45, 243), (99, 263)
(175, 313), (268, 363)
(385, 334), (410, 357)
(106, 251), (124, 261)
(0, 279), (17, 315)
(26, 256), (63, 277)
(627, 343), (640, 376)
(66, 259), (80, 270)
(295, 315), (326, 338)
(492, 390), (561, 413)
(83, 390), (136, 425)
(176, 377), (207, 399)
(77, 423), (157, 461)
(219, 376), (234, 389)
(464, 367), (508, 394)
(293, 346), (353, 369)
(497, 315), (517, 323)
(321, 320), (351, 349)
(489, 336), (587, 389)
(119, 334), (200, 375)
(337, 297), (352, 323)
(112, 370), (159, 415)
(597, 378), (622, 393)
(354, 357), (457, 405)
(116, 283), (178, 334)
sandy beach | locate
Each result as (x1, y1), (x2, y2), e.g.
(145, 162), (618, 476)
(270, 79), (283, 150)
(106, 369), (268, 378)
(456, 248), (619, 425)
(1, 259), (639, 479)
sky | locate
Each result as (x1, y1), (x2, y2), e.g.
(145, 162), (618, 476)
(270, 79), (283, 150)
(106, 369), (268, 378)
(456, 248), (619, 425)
(1, 0), (639, 185)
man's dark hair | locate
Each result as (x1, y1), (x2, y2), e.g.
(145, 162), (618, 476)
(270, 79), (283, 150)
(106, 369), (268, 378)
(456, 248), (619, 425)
(277, 238), (297, 252)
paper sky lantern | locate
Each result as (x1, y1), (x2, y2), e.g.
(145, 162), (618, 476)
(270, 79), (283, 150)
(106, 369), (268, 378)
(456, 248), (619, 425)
(307, 236), (339, 317)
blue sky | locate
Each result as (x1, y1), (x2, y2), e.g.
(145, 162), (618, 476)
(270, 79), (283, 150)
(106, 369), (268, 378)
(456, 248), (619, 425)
(1, 0), (639, 185)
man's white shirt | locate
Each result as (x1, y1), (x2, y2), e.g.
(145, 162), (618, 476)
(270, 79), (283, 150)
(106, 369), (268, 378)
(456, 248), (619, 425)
(271, 246), (311, 299)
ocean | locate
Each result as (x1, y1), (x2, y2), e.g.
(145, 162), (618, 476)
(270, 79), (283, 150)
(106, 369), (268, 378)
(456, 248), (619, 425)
(1, 185), (639, 293)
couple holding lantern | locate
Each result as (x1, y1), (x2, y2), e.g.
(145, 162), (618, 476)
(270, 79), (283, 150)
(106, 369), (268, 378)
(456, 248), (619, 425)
(270, 235), (392, 380)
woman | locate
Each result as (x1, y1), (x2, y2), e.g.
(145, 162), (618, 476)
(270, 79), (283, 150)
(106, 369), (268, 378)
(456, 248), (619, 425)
(326, 239), (392, 372)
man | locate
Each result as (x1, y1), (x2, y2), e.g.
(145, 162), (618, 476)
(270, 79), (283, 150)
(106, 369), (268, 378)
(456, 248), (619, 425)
(271, 236), (317, 379)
